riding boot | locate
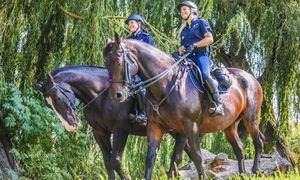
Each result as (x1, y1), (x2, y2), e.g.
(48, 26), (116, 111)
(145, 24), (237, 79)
(205, 77), (224, 116)
(128, 92), (147, 126)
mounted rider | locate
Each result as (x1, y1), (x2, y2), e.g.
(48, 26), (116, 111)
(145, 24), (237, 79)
(177, 1), (224, 116)
(126, 14), (154, 45)
(125, 13), (154, 125)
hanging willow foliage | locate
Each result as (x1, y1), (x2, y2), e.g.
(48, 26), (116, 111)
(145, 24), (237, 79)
(0, 0), (299, 173)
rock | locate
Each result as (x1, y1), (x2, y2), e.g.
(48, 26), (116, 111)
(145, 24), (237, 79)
(210, 153), (229, 167)
(178, 149), (293, 179)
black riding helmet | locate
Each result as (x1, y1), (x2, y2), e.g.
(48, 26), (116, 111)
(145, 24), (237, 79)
(177, 1), (198, 12)
(125, 14), (145, 25)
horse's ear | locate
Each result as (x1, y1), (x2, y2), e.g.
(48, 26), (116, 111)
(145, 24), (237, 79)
(114, 32), (121, 45)
(106, 38), (113, 44)
(47, 73), (54, 86)
(33, 83), (44, 93)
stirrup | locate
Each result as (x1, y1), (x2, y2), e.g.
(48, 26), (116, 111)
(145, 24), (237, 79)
(136, 114), (147, 126)
(128, 113), (147, 126)
(208, 105), (224, 117)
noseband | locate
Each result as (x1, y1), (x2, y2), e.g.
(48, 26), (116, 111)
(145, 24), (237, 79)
(109, 43), (137, 86)
(44, 83), (76, 110)
(44, 81), (111, 113)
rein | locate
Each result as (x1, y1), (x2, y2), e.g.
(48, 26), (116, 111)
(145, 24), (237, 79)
(146, 65), (185, 116)
(108, 43), (190, 96)
(129, 52), (191, 96)
(131, 52), (190, 115)
(78, 85), (110, 112)
(109, 43), (192, 115)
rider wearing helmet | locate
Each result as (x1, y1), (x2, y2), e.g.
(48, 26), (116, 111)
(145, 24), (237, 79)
(126, 14), (154, 45)
(177, 1), (224, 116)
(125, 14), (154, 125)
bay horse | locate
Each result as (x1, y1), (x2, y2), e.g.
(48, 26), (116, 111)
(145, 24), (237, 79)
(34, 66), (190, 179)
(104, 33), (264, 179)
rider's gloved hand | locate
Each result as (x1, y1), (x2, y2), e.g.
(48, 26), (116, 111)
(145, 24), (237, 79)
(185, 44), (197, 54)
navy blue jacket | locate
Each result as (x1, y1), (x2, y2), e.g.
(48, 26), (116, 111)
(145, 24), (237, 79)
(180, 18), (212, 53)
(127, 30), (154, 45)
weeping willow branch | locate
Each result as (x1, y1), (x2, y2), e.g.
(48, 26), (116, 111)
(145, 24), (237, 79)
(59, 4), (84, 20)
(103, 16), (127, 20)
(145, 22), (177, 45)
(103, 15), (177, 45)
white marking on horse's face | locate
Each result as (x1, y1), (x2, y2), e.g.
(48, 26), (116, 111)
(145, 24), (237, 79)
(45, 96), (77, 132)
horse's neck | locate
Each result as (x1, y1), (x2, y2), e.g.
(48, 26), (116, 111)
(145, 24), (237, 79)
(136, 49), (179, 99)
(54, 71), (108, 104)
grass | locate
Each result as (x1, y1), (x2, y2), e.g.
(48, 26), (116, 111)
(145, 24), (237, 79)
(228, 169), (300, 180)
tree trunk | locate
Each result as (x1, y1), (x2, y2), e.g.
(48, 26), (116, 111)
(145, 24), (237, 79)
(0, 114), (18, 177)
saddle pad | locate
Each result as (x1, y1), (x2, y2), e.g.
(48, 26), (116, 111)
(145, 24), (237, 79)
(188, 69), (230, 94)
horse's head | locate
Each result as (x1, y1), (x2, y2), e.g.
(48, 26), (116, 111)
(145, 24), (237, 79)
(104, 32), (139, 102)
(34, 74), (80, 132)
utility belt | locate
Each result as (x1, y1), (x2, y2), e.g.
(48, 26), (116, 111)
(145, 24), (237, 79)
(192, 46), (212, 57)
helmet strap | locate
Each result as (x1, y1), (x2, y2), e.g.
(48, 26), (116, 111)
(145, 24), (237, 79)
(183, 8), (192, 21)
(132, 23), (141, 35)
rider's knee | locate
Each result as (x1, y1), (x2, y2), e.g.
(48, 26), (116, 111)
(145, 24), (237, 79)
(202, 73), (210, 81)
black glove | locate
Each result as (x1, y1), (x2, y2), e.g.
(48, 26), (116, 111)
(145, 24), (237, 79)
(185, 44), (197, 54)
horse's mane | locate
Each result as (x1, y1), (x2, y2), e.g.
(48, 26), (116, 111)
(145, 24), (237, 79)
(103, 39), (173, 62)
(51, 65), (106, 76)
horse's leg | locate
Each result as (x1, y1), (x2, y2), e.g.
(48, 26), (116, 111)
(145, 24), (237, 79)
(242, 113), (264, 173)
(93, 130), (115, 180)
(224, 121), (246, 173)
(111, 131), (130, 180)
(145, 122), (165, 180)
(185, 121), (208, 179)
(167, 131), (195, 178)
(167, 132), (187, 178)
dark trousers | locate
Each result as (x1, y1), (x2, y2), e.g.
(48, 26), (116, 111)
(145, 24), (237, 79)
(189, 52), (212, 81)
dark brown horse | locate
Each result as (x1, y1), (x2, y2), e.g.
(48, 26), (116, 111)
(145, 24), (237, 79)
(104, 33), (264, 179)
(34, 66), (189, 180)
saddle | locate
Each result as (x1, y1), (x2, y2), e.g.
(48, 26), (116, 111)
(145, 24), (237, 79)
(171, 51), (232, 94)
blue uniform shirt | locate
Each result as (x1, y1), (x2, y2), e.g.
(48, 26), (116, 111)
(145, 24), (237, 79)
(127, 30), (154, 46)
(180, 18), (212, 53)
(127, 30), (154, 84)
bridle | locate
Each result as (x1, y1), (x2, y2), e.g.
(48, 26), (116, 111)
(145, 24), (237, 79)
(108, 43), (138, 86)
(44, 82), (110, 113)
(107, 43), (191, 97)
(44, 83), (76, 110)
(107, 42), (191, 114)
